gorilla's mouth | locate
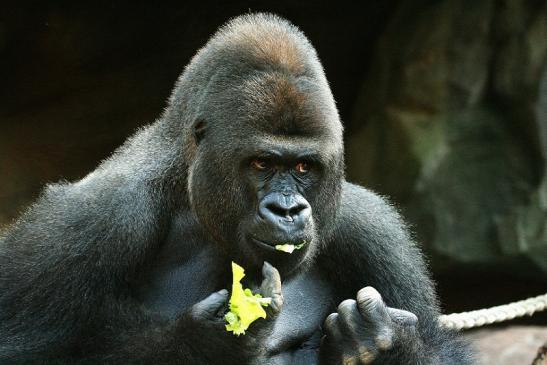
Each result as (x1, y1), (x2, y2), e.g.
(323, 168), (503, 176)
(249, 237), (277, 251)
(249, 236), (309, 254)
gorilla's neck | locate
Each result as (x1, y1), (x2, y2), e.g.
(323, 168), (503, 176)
(106, 118), (191, 211)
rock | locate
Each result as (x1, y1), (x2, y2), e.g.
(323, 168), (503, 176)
(466, 326), (547, 365)
(347, 0), (547, 276)
(533, 345), (547, 365)
(497, 62), (547, 274)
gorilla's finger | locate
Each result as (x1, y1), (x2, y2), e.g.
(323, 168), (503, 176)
(260, 262), (282, 295)
(323, 312), (342, 339)
(260, 261), (283, 313)
(356, 287), (391, 326)
(191, 289), (229, 319)
(387, 307), (418, 327)
(336, 299), (368, 338)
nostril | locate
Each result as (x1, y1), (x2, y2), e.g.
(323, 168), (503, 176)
(288, 203), (307, 217)
(266, 203), (287, 218)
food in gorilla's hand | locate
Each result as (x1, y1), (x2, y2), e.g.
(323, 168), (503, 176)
(225, 262), (272, 335)
(275, 241), (306, 254)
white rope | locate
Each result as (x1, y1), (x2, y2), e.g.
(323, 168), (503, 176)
(439, 293), (547, 330)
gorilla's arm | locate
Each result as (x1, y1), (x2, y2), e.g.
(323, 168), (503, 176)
(0, 140), (171, 361)
(0, 126), (220, 363)
(319, 183), (472, 364)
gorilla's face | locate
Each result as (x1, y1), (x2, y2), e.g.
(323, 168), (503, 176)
(187, 70), (343, 275)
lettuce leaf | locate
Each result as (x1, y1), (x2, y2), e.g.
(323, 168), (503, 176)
(275, 241), (306, 254)
(225, 262), (271, 335)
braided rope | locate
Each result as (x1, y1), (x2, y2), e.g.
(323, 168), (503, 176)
(439, 293), (547, 330)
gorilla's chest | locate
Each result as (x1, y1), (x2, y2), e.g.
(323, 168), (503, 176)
(138, 247), (225, 315)
(265, 269), (334, 351)
(137, 244), (333, 351)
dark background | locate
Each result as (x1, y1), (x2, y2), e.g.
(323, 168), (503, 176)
(1, 1), (546, 325)
(0, 1), (394, 219)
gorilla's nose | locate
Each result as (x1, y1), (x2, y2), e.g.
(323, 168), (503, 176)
(259, 193), (311, 229)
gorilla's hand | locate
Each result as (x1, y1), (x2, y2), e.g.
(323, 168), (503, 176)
(320, 287), (418, 364)
(258, 261), (285, 318)
(182, 262), (284, 362)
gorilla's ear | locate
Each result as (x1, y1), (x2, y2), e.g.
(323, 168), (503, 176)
(192, 119), (207, 145)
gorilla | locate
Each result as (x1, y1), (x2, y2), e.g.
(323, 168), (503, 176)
(0, 13), (472, 364)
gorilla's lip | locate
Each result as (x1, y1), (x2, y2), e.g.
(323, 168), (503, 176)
(250, 236), (308, 254)
(249, 237), (277, 251)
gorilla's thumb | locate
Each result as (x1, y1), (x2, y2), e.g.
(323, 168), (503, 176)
(260, 262), (283, 314)
(191, 289), (229, 318)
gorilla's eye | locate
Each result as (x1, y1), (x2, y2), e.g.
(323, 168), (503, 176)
(294, 162), (309, 174)
(251, 159), (270, 171)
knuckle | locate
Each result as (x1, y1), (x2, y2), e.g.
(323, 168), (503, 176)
(274, 292), (284, 303)
(271, 294), (284, 312)
(374, 334), (393, 351)
(338, 299), (356, 313)
(358, 346), (377, 364)
(342, 355), (358, 365)
(189, 305), (205, 319)
(261, 276), (282, 292)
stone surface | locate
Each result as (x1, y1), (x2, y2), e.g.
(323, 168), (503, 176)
(466, 326), (547, 365)
(533, 345), (547, 365)
(347, 0), (547, 276)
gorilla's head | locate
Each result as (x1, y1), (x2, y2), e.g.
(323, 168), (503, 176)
(167, 14), (344, 275)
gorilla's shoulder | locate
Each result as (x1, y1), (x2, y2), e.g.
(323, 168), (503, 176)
(334, 182), (411, 244)
(339, 182), (404, 223)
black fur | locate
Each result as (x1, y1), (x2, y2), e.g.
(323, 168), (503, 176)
(0, 14), (472, 364)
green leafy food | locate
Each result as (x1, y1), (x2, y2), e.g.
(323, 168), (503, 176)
(225, 262), (271, 336)
(275, 241), (306, 254)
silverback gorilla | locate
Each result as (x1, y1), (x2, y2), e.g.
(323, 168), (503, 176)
(0, 14), (472, 364)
